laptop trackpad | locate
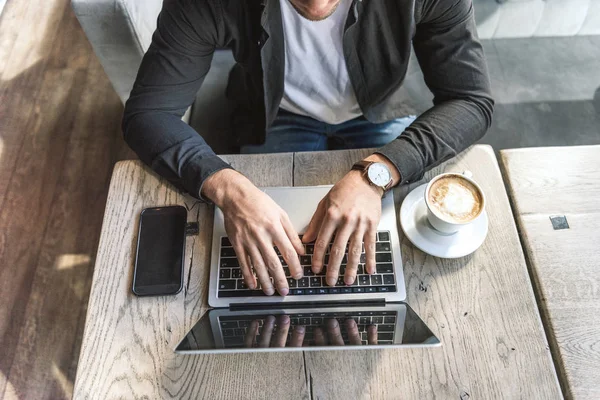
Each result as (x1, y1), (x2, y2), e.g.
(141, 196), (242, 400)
(262, 186), (332, 234)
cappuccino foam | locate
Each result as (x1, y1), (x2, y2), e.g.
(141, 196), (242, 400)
(428, 176), (483, 223)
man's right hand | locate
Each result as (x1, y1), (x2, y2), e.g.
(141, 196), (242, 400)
(202, 169), (305, 296)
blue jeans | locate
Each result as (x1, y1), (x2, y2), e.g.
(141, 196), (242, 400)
(241, 109), (416, 153)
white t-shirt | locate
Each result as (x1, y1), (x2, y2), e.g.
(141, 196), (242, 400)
(279, 0), (362, 124)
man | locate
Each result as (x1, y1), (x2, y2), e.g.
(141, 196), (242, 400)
(122, 0), (494, 297)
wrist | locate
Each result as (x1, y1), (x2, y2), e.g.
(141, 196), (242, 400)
(363, 154), (401, 188)
(348, 169), (384, 197)
(201, 169), (251, 209)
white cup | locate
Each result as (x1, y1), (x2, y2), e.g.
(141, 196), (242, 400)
(424, 171), (486, 235)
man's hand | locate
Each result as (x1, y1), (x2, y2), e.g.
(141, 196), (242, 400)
(303, 154), (399, 286)
(202, 169), (304, 296)
(244, 315), (306, 348)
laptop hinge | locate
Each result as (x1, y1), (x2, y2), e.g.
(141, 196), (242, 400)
(229, 298), (386, 311)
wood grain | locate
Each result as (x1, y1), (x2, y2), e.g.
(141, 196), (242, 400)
(73, 157), (310, 399)
(0, 0), (135, 398)
(295, 145), (562, 399)
(501, 145), (600, 400)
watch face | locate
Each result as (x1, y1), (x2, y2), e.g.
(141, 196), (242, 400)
(367, 163), (391, 187)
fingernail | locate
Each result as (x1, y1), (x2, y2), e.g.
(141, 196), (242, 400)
(279, 287), (289, 296)
(345, 277), (355, 285)
(248, 282), (256, 289)
(265, 287), (275, 296)
(327, 278), (337, 287)
(281, 315), (290, 324)
(295, 326), (305, 333)
(293, 272), (303, 280)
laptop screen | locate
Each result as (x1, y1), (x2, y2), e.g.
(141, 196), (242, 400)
(175, 303), (439, 353)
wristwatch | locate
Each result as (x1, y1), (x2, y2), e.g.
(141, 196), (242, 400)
(351, 160), (394, 194)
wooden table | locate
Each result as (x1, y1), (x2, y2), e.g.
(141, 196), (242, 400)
(73, 145), (561, 399)
(501, 145), (600, 400)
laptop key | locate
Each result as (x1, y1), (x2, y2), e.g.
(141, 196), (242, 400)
(376, 242), (391, 252)
(383, 274), (395, 285)
(318, 288), (329, 294)
(234, 328), (245, 336)
(300, 255), (312, 266)
(305, 244), (314, 254)
(221, 247), (236, 257)
(378, 324), (394, 332)
(336, 277), (345, 287)
(353, 287), (365, 293)
(378, 231), (390, 242)
(371, 275), (382, 285)
(221, 237), (232, 247)
(307, 289), (316, 295)
(219, 280), (236, 290)
(299, 318), (311, 325)
(357, 264), (364, 274)
(304, 267), (314, 277)
(342, 287), (352, 294)
(376, 253), (392, 263)
(376, 264), (393, 274)
(372, 316), (383, 324)
(220, 321), (238, 329)
(358, 275), (370, 286)
(222, 329), (234, 337)
(330, 288), (341, 294)
(220, 258), (239, 267)
(366, 287), (377, 293)
(232, 269), (242, 279)
(378, 333), (394, 341)
(236, 280), (247, 290)
(377, 286), (396, 292)
(292, 289), (305, 295)
(287, 278), (297, 288)
(310, 277), (322, 287)
(219, 269), (231, 279)
(384, 316), (396, 324)
(298, 277), (310, 288)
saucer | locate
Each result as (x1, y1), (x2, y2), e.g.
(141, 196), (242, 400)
(399, 184), (488, 258)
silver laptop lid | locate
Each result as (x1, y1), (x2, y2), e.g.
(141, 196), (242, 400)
(208, 186), (406, 307)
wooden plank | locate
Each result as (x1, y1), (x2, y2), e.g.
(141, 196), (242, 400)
(501, 145), (600, 400)
(294, 145), (562, 399)
(2, 51), (127, 400)
(73, 156), (310, 399)
(498, 145), (600, 215)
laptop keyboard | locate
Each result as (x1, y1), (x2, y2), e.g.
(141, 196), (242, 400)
(218, 231), (397, 298)
(219, 310), (397, 347)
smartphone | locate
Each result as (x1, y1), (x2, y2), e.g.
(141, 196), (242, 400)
(132, 206), (187, 296)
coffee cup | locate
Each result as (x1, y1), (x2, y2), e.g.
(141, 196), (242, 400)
(424, 171), (486, 235)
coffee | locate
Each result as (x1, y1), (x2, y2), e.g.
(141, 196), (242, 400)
(427, 175), (483, 223)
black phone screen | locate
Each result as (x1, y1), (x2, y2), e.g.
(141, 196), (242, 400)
(133, 206), (187, 296)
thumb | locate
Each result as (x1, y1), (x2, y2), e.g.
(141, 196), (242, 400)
(303, 203), (324, 243)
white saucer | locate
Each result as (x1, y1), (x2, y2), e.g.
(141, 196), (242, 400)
(399, 184), (488, 259)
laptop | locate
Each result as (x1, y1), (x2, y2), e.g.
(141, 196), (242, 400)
(176, 186), (439, 353)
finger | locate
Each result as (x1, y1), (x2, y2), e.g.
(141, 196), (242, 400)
(326, 223), (353, 287)
(281, 213), (305, 255)
(312, 209), (339, 274)
(273, 228), (303, 280)
(244, 320), (259, 348)
(346, 319), (362, 345)
(367, 325), (378, 345)
(347, 226), (365, 276)
(258, 240), (289, 296)
(233, 243), (256, 289)
(272, 315), (291, 347)
(303, 201), (325, 243)
(314, 327), (327, 346)
(290, 325), (306, 347)
(325, 319), (345, 346)
(364, 226), (377, 275)
(248, 246), (275, 296)
(258, 315), (276, 347)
